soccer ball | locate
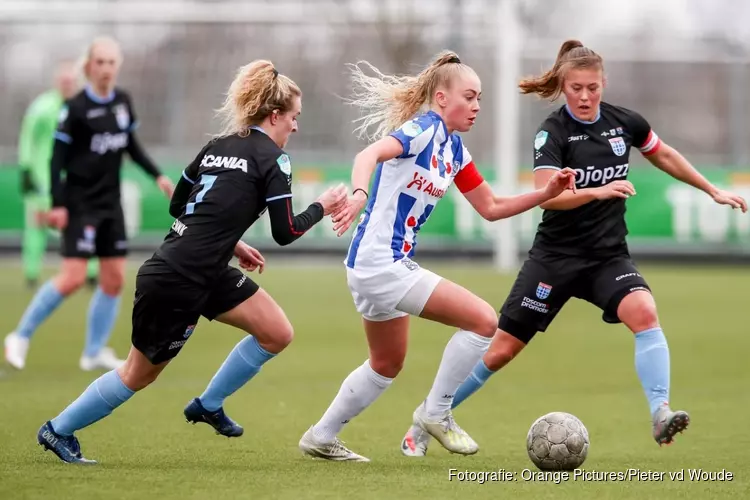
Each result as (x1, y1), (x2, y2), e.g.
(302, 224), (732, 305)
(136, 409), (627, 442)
(526, 412), (589, 470)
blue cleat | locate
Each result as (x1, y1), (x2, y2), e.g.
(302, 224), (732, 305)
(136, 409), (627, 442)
(184, 398), (244, 437)
(37, 421), (97, 464)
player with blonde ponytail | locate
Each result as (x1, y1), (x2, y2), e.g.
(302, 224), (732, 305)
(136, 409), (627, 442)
(299, 51), (576, 462)
(37, 59), (346, 464)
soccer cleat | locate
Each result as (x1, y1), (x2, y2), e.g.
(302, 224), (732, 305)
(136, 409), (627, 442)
(5, 332), (29, 370)
(37, 421), (97, 464)
(652, 404), (690, 446)
(79, 347), (125, 371)
(412, 403), (479, 455)
(400, 423), (431, 457)
(184, 398), (244, 437)
(299, 426), (370, 462)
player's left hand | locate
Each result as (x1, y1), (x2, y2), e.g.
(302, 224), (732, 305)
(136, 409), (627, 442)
(712, 189), (748, 213)
(235, 241), (265, 274)
(544, 167), (577, 198)
(156, 175), (175, 199)
(332, 191), (368, 237)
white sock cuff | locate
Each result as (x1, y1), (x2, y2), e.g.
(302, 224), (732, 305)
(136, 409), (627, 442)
(459, 330), (493, 349)
(363, 359), (393, 389)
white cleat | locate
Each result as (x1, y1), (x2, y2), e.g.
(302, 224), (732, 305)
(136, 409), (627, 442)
(400, 423), (431, 457)
(413, 403), (478, 455)
(79, 347), (125, 371)
(299, 426), (370, 462)
(4, 332), (29, 370)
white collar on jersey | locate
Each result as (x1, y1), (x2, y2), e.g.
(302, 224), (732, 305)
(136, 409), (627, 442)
(564, 103), (601, 124)
(84, 85), (116, 105)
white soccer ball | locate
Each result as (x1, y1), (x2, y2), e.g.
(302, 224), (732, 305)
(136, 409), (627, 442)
(526, 412), (589, 471)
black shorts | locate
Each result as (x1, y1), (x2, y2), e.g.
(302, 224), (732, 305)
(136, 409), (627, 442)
(61, 208), (128, 258)
(131, 256), (260, 364)
(499, 252), (651, 343)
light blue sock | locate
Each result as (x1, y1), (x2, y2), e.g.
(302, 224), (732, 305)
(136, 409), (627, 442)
(50, 370), (134, 436)
(199, 336), (276, 411)
(84, 287), (121, 357)
(634, 327), (670, 416)
(16, 281), (65, 340)
(452, 360), (495, 409)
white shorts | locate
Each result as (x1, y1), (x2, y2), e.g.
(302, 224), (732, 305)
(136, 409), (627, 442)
(346, 258), (442, 322)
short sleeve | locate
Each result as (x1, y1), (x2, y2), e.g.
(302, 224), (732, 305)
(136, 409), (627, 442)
(264, 152), (293, 202)
(389, 114), (436, 159)
(532, 123), (564, 171)
(54, 102), (75, 145)
(626, 110), (662, 156)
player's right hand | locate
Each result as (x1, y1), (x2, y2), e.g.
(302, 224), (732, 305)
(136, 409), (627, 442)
(593, 180), (636, 200)
(316, 183), (348, 216)
(46, 207), (68, 230)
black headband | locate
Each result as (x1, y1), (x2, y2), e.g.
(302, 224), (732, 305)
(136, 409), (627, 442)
(272, 68), (279, 78)
(447, 56), (461, 64)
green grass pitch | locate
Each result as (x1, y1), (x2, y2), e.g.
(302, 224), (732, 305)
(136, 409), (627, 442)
(0, 260), (748, 499)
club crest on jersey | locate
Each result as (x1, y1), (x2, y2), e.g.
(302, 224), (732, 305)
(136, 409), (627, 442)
(276, 154), (292, 176)
(113, 104), (130, 130)
(609, 137), (626, 156)
(535, 130), (548, 150)
(536, 282), (552, 300)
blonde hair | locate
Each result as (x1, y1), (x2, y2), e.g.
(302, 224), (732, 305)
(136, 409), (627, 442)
(519, 39), (603, 101)
(215, 60), (301, 138)
(347, 51), (472, 141)
(80, 36), (123, 81)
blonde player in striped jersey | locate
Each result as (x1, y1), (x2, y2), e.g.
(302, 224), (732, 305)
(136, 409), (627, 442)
(298, 51), (576, 461)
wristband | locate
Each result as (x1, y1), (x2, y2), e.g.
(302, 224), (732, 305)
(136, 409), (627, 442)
(353, 188), (369, 199)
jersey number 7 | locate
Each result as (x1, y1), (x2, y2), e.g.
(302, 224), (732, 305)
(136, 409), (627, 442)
(186, 175), (217, 215)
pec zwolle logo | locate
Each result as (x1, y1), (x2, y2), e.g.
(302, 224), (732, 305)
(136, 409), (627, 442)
(609, 137), (626, 156)
(536, 282), (552, 300)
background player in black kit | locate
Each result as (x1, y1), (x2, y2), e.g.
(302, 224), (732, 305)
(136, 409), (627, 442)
(400, 39), (748, 456)
(37, 59), (347, 464)
(4, 37), (174, 373)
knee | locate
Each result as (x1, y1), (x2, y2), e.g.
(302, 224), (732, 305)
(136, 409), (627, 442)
(262, 320), (294, 354)
(54, 271), (86, 295)
(117, 364), (159, 392)
(619, 293), (660, 333)
(471, 304), (500, 338)
(99, 269), (125, 296)
(369, 354), (404, 379)
(484, 337), (522, 371)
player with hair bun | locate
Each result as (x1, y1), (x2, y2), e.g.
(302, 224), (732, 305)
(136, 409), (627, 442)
(400, 40), (748, 457)
(36, 59), (347, 464)
(299, 51), (576, 462)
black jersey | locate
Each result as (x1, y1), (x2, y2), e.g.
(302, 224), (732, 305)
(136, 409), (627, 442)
(51, 86), (160, 214)
(155, 129), (324, 285)
(531, 102), (660, 257)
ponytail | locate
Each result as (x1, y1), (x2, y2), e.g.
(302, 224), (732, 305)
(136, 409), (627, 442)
(519, 39), (602, 101)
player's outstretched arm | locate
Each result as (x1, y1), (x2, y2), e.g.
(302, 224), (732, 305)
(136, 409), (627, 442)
(462, 168), (577, 221)
(267, 184), (347, 246)
(533, 169), (636, 210)
(646, 143), (747, 213)
(332, 136), (403, 236)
